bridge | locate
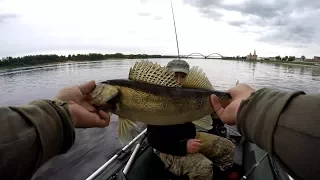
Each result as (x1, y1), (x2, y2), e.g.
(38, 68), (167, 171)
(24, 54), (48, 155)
(184, 52), (224, 59)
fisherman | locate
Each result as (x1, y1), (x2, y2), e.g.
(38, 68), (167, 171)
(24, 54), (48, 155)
(1, 79), (320, 180)
(146, 59), (236, 180)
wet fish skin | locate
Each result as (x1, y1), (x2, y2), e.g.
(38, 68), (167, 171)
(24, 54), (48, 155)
(90, 79), (231, 126)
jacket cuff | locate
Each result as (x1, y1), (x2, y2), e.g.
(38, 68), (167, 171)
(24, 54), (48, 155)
(46, 100), (75, 154)
(236, 88), (304, 152)
(178, 139), (188, 155)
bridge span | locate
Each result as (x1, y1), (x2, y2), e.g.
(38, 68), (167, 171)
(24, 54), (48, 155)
(184, 52), (224, 59)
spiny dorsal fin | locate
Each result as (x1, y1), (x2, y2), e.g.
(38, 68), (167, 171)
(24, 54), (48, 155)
(128, 60), (180, 87)
(182, 66), (213, 90)
(118, 116), (139, 145)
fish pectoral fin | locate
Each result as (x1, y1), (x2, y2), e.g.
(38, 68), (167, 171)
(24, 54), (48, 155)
(182, 66), (213, 90)
(192, 115), (213, 130)
(118, 116), (139, 145)
(128, 60), (180, 87)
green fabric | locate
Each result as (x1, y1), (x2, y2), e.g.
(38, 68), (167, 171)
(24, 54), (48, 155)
(237, 88), (320, 180)
(0, 100), (75, 180)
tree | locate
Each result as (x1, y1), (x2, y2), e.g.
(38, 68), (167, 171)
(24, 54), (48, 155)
(301, 55), (306, 61)
(282, 56), (288, 61)
(275, 55), (281, 61)
(288, 56), (295, 61)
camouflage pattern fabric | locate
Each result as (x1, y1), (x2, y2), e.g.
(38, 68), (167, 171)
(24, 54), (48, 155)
(157, 132), (235, 180)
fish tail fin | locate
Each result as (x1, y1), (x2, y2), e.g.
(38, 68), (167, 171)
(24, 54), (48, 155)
(182, 66), (213, 90)
(192, 115), (213, 130)
(118, 116), (139, 145)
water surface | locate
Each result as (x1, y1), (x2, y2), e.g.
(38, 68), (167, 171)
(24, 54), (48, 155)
(0, 58), (319, 179)
(1, 58), (319, 106)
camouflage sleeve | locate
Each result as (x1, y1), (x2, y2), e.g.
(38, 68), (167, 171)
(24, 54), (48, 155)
(0, 99), (75, 180)
(237, 88), (320, 180)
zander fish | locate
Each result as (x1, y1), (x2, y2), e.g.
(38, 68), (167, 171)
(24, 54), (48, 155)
(89, 60), (231, 143)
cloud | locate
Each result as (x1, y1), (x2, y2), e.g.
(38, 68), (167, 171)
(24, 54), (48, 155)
(0, 0), (319, 58)
(140, 0), (148, 3)
(228, 20), (246, 27)
(183, 0), (223, 20)
(153, 16), (162, 20)
(0, 13), (17, 23)
(183, 0), (320, 48)
(138, 12), (151, 17)
(138, 12), (162, 20)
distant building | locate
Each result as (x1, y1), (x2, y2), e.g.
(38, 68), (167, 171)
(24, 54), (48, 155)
(247, 50), (257, 60)
(305, 59), (313, 62)
(305, 56), (320, 62)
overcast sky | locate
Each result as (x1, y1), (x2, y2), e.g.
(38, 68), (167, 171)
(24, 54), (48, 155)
(0, 0), (319, 58)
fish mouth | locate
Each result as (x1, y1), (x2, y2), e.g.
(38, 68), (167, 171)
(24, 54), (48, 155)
(96, 94), (119, 113)
(89, 83), (119, 112)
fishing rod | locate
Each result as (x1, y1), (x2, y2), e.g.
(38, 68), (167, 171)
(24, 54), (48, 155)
(169, 0), (181, 60)
(240, 152), (269, 180)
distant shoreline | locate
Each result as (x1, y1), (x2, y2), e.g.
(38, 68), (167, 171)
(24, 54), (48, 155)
(0, 53), (176, 70)
(0, 53), (319, 70)
(209, 58), (320, 68)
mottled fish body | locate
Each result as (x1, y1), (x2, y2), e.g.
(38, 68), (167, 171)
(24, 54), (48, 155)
(89, 60), (231, 143)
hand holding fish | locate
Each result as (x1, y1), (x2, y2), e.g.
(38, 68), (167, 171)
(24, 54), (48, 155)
(187, 139), (202, 153)
(211, 83), (255, 125)
(55, 80), (110, 128)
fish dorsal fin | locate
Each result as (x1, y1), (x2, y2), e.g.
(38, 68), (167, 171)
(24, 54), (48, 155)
(182, 66), (213, 90)
(128, 60), (180, 87)
(118, 116), (139, 145)
(192, 114), (213, 130)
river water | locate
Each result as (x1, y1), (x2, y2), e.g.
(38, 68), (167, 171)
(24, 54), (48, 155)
(0, 58), (319, 179)
(1, 58), (320, 106)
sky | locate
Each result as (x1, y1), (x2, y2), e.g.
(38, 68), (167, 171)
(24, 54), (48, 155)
(0, 0), (319, 59)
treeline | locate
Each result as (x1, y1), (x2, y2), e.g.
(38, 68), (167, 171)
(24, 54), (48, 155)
(273, 55), (308, 62)
(222, 56), (247, 60)
(0, 53), (177, 68)
(274, 55), (298, 62)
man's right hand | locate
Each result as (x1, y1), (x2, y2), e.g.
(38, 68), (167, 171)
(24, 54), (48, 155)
(187, 139), (202, 153)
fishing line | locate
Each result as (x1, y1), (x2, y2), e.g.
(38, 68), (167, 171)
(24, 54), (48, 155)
(169, 0), (181, 60)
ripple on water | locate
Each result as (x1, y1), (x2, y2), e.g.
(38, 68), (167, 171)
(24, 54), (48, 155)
(1, 59), (320, 106)
(1, 59), (319, 180)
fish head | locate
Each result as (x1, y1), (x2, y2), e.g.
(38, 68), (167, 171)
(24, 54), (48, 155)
(89, 83), (120, 113)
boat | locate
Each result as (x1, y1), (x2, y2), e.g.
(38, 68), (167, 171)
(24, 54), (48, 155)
(85, 0), (297, 178)
(85, 118), (295, 180)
